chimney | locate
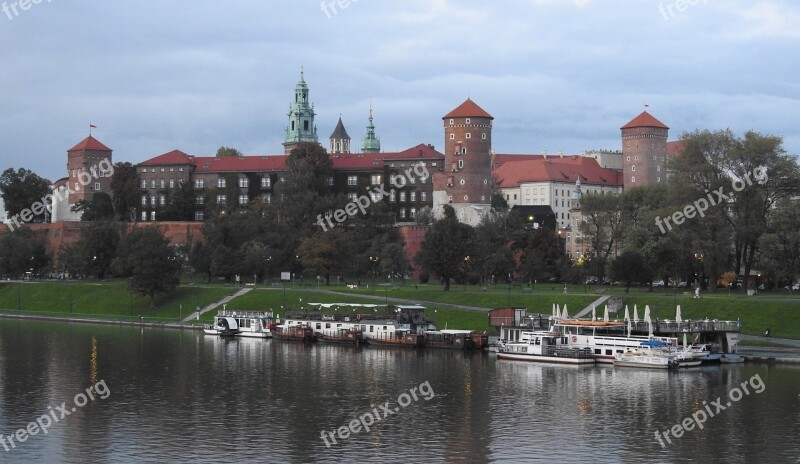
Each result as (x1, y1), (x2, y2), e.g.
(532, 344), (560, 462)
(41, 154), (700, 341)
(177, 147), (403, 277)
(542, 150), (547, 159)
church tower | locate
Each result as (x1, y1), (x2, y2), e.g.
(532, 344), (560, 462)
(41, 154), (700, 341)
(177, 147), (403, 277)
(432, 99), (493, 226)
(283, 69), (319, 154)
(621, 111), (668, 189)
(361, 104), (381, 153)
(329, 116), (351, 154)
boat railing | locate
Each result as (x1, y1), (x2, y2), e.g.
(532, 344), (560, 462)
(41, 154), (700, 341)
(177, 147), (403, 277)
(630, 320), (740, 334)
(218, 310), (274, 319)
(545, 345), (594, 359)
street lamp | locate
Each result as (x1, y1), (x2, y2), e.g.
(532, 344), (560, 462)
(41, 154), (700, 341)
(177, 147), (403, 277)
(369, 256), (380, 292)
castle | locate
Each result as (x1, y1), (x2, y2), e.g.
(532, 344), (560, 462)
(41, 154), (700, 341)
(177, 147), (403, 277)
(46, 72), (678, 236)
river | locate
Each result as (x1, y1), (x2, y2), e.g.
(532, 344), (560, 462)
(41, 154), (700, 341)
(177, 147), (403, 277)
(0, 319), (798, 463)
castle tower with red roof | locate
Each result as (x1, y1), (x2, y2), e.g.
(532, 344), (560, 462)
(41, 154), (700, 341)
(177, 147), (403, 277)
(51, 135), (114, 222)
(621, 111), (668, 189)
(433, 99), (493, 225)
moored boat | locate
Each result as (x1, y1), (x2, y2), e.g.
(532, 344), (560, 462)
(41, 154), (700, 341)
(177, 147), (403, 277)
(423, 330), (488, 350)
(203, 316), (240, 337)
(497, 331), (596, 365)
(317, 328), (368, 345)
(213, 310), (274, 338)
(613, 341), (677, 369)
(274, 324), (317, 342)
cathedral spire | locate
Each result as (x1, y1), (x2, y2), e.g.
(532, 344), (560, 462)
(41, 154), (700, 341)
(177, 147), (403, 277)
(361, 101), (381, 153)
(283, 69), (318, 154)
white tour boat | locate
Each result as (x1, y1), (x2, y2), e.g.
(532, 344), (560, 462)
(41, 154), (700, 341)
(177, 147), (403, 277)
(497, 331), (596, 365)
(205, 310), (275, 338)
(613, 341), (677, 369)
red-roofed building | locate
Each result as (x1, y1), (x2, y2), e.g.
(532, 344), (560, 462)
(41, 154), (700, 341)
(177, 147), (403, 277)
(621, 111), (669, 189)
(52, 135), (114, 222)
(494, 155), (623, 229)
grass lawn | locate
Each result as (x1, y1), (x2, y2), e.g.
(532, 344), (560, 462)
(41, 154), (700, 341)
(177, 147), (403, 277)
(0, 280), (236, 321)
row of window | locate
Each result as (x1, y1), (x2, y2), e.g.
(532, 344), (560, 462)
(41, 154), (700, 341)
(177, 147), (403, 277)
(348, 191), (427, 203)
(142, 167), (185, 173)
(626, 156), (666, 162)
(448, 133), (487, 140)
(629, 176), (662, 183)
(630, 165), (661, 173)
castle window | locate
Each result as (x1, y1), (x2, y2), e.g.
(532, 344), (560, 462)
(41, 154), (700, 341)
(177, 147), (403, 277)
(371, 174), (382, 185)
(460, 179), (465, 186)
(458, 160), (464, 169)
(141, 211), (147, 221)
(239, 178), (249, 188)
(239, 194), (249, 205)
(150, 195), (156, 206)
(371, 191), (382, 202)
(449, 119), (454, 125)
(465, 118), (471, 124)
(141, 195), (147, 206)
(627, 157), (631, 161)
(159, 195), (166, 206)
(195, 179), (205, 189)
(400, 209), (406, 219)
(631, 176), (636, 183)
(160, 179), (165, 189)
(348, 193), (358, 202)
(141, 179), (147, 189)
(217, 195), (226, 205)
(151, 168), (155, 173)
(179, 167), (184, 172)
(262, 177), (271, 188)
(448, 195), (452, 202)
(150, 211), (156, 221)
(462, 148), (467, 154)
(421, 192), (427, 202)
(151, 179), (156, 189)
(657, 177), (662, 182)
(653, 156), (657, 160)
(464, 195), (469, 201)
(141, 168), (147, 173)
(481, 196), (486, 201)
(400, 192), (406, 202)
(217, 178), (226, 188)
(482, 133), (487, 140)
(656, 165), (661, 172)
(160, 168), (165, 173)
(466, 133), (472, 139)
(169, 179), (175, 189)
(632, 165), (636, 172)
(325, 176), (334, 186)
(635, 156), (639, 161)
(304, 120), (309, 131)
(410, 208), (416, 219)
(390, 191), (396, 202)
(170, 167), (175, 172)
(194, 211), (204, 221)
(95, 182), (100, 191)
(450, 134), (455, 140)
(196, 195), (204, 205)
(411, 191), (416, 202)
(347, 175), (357, 186)
(264, 194), (271, 204)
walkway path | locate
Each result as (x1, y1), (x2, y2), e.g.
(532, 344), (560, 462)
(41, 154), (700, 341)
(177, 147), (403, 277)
(573, 295), (611, 319)
(182, 287), (253, 322)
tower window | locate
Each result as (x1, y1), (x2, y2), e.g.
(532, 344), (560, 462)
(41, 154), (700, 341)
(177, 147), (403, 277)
(304, 121), (309, 131)
(635, 156), (639, 161)
(657, 165), (661, 172)
(465, 118), (471, 124)
(482, 133), (487, 140)
(657, 177), (662, 182)
(626, 157), (631, 161)
(450, 134), (455, 140)
(464, 195), (469, 201)
(632, 165), (636, 172)
(449, 119), (454, 125)
(458, 160), (464, 169)
(631, 176), (636, 183)
(466, 133), (471, 139)
(460, 179), (466, 186)
(421, 192), (427, 202)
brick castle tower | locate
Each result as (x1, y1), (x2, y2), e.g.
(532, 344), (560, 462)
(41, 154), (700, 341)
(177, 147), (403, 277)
(432, 99), (493, 226)
(52, 135), (113, 222)
(621, 111), (668, 189)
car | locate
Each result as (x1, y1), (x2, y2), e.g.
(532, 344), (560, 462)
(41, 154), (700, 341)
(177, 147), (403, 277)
(792, 283), (800, 291)
(652, 280), (665, 287)
(677, 281), (689, 288)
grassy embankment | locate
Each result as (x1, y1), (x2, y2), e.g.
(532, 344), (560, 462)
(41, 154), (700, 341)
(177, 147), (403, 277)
(0, 280), (797, 339)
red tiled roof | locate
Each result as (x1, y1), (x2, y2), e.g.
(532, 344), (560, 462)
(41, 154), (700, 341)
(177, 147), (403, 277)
(621, 111), (669, 130)
(139, 149), (193, 166)
(443, 99), (494, 120)
(330, 144), (444, 170)
(667, 141), (685, 157)
(492, 154), (544, 168)
(68, 135), (112, 152)
(494, 156), (623, 188)
(193, 155), (287, 173)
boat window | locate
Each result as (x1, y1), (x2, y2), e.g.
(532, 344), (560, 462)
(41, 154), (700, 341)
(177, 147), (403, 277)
(383, 326), (387, 331)
(370, 326), (374, 332)
(617, 350), (623, 354)
(336, 324), (341, 328)
(326, 323), (331, 328)
(595, 349), (601, 354)
(316, 323), (321, 329)
(606, 349), (612, 355)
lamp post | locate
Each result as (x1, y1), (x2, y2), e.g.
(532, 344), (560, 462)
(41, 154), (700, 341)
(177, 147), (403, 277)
(369, 256), (380, 293)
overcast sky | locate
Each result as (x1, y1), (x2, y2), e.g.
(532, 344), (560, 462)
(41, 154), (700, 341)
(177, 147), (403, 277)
(1, 0), (798, 216)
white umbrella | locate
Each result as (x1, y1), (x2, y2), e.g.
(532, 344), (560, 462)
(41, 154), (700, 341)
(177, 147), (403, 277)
(603, 305), (609, 322)
(562, 305), (569, 319)
(644, 305), (651, 322)
(633, 305), (639, 322)
(683, 332), (688, 348)
(592, 305), (596, 321)
(627, 317), (632, 337)
(675, 305), (682, 323)
(624, 305), (630, 322)
(553, 303), (557, 318)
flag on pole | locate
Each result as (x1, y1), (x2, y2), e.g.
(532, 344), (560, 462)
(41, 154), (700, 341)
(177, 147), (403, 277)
(90, 124), (97, 128)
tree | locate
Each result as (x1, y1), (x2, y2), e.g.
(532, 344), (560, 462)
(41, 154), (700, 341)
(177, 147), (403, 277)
(520, 227), (565, 284)
(0, 168), (51, 222)
(73, 192), (115, 221)
(110, 162), (140, 221)
(609, 251), (652, 293)
(0, 228), (49, 277)
(273, 142), (334, 233)
(216, 146), (243, 157)
(113, 226), (181, 309)
(297, 228), (351, 285)
(758, 201), (800, 287)
(415, 205), (476, 291)
(162, 181), (196, 221)
(578, 193), (624, 280)
(77, 221), (121, 279)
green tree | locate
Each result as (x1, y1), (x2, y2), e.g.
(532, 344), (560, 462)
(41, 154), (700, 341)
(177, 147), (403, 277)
(113, 226), (181, 309)
(297, 228), (350, 285)
(216, 146), (243, 157)
(0, 168), (51, 223)
(609, 251), (652, 293)
(73, 192), (115, 221)
(0, 228), (49, 277)
(274, 142), (334, 233)
(78, 221), (121, 279)
(759, 202), (800, 287)
(110, 162), (140, 221)
(415, 205), (476, 291)
(162, 181), (196, 221)
(520, 227), (565, 284)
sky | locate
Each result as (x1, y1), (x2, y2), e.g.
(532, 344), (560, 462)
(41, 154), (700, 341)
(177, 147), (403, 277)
(1, 0), (799, 217)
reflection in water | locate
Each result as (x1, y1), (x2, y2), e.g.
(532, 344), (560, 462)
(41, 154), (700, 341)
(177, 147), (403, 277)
(0, 320), (798, 463)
